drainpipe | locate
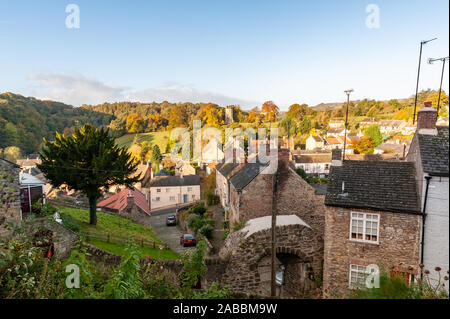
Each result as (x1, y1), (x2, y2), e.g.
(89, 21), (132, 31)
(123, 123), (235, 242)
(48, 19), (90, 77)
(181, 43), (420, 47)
(420, 175), (432, 279)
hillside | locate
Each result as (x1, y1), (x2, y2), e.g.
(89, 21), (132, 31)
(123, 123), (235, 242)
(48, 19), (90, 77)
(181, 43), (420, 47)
(0, 93), (114, 155)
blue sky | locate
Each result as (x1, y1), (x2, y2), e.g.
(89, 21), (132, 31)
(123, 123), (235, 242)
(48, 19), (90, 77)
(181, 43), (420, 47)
(0, 0), (448, 110)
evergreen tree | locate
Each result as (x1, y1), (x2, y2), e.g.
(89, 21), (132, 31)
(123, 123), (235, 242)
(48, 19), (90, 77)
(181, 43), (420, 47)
(38, 124), (139, 225)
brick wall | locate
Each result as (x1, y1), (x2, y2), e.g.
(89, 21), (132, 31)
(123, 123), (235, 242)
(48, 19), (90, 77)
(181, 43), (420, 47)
(0, 159), (21, 238)
(323, 206), (422, 298)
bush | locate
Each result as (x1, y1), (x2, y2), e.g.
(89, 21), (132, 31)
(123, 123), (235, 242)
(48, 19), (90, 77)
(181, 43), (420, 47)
(199, 224), (214, 239)
(232, 220), (247, 231)
(188, 203), (207, 217)
(60, 213), (81, 233)
(206, 192), (220, 206)
(188, 215), (206, 232)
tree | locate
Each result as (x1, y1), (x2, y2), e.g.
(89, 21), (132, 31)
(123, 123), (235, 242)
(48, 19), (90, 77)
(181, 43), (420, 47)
(351, 136), (375, 154)
(364, 124), (383, 146)
(126, 114), (145, 133)
(248, 107), (262, 125)
(150, 145), (162, 167)
(299, 117), (312, 135)
(38, 124), (140, 225)
(261, 101), (279, 123)
(2, 146), (21, 162)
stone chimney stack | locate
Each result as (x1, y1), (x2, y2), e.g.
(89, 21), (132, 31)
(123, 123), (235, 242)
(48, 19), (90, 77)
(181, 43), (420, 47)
(331, 148), (342, 166)
(126, 188), (135, 209)
(417, 101), (438, 135)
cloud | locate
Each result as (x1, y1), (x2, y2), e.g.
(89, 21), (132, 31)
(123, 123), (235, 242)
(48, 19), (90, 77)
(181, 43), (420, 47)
(27, 73), (126, 106)
(27, 73), (259, 108)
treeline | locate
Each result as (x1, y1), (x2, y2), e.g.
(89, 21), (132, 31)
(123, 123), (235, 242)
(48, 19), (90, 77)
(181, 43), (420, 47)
(0, 93), (113, 156)
(82, 101), (250, 137)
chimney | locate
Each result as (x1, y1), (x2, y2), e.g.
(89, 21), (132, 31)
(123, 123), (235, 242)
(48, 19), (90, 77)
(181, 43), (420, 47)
(126, 188), (135, 209)
(331, 147), (342, 166)
(417, 101), (438, 135)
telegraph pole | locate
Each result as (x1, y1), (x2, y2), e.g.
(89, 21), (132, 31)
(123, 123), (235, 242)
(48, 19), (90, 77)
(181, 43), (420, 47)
(413, 38), (437, 124)
(428, 56), (449, 114)
(270, 171), (278, 297)
(343, 89), (353, 161)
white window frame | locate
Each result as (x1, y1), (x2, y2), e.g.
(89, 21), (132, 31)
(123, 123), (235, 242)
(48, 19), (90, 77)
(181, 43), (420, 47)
(348, 264), (368, 289)
(349, 212), (380, 244)
(187, 187), (192, 192)
(155, 197), (160, 202)
(169, 196), (175, 201)
(156, 188), (161, 193)
(166, 188), (170, 193)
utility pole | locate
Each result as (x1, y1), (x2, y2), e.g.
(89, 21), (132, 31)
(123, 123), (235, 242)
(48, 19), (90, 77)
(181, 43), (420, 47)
(413, 38), (437, 124)
(428, 56), (449, 115)
(270, 171), (278, 297)
(343, 89), (353, 161)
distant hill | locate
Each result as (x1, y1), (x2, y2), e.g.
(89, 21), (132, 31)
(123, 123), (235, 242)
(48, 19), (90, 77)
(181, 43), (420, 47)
(0, 93), (114, 155)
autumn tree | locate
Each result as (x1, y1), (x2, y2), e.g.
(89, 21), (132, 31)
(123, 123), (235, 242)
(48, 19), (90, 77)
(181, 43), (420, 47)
(248, 107), (262, 125)
(351, 136), (375, 154)
(168, 106), (188, 128)
(126, 113), (145, 133)
(261, 101), (279, 123)
(38, 125), (139, 225)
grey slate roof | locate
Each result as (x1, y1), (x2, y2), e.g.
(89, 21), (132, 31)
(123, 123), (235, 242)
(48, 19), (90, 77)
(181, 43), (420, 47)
(216, 163), (243, 178)
(417, 126), (449, 176)
(325, 160), (421, 214)
(154, 168), (171, 177)
(149, 175), (200, 187)
(294, 153), (332, 164)
(230, 162), (268, 191)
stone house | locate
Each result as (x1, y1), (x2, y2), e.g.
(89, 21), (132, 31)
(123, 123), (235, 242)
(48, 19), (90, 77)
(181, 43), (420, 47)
(175, 161), (196, 177)
(215, 162), (245, 209)
(378, 120), (407, 135)
(359, 118), (377, 129)
(323, 149), (422, 298)
(306, 135), (324, 150)
(0, 158), (21, 238)
(19, 173), (46, 215)
(292, 152), (332, 177)
(16, 156), (41, 172)
(97, 187), (150, 224)
(147, 175), (201, 210)
(406, 103), (449, 291)
(328, 120), (345, 129)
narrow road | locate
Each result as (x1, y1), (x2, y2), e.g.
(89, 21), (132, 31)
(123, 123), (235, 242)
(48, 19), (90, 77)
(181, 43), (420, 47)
(150, 208), (192, 255)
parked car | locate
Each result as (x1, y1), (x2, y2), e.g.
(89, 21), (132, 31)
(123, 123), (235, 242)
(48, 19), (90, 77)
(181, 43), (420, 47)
(166, 214), (177, 226)
(180, 234), (197, 247)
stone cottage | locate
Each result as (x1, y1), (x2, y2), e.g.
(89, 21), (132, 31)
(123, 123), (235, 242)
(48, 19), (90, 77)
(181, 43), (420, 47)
(0, 158), (21, 238)
(406, 102), (449, 291)
(323, 148), (422, 298)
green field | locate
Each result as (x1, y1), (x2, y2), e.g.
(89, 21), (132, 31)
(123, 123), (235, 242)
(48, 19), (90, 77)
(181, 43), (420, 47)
(58, 206), (180, 259)
(115, 131), (170, 150)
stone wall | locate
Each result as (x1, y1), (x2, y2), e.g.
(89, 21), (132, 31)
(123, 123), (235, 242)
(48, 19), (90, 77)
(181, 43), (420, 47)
(0, 159), (21, 238)
(228, 173), (273, 226)
(323, 206), (422, 298)
(219, 223), (323, 298)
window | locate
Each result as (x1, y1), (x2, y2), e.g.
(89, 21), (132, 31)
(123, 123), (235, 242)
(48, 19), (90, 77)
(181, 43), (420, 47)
(350, 212), (379, 244)
(349, 264), (367, 289)
(391, 271), (414, 285)
(192, 195), (195, 199)
(155, 197), (160, 202)
(325, 164), (330, 170)
(166, 188), (170, 193)
(156, 188), (161, 193)
(169, 196), (175, 201)
(187, 187), (192, 192)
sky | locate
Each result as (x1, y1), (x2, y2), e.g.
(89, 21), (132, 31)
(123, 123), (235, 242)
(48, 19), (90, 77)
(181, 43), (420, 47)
(0, 0), (449, 110)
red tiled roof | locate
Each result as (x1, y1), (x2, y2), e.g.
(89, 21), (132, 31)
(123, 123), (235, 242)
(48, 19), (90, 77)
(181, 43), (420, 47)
(97, 187), (150, 216)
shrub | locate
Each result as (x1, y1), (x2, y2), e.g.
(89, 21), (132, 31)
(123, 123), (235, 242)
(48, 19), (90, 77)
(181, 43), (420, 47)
(188, 203), (207, 217)
(60, 213), (81, 233)
(199, 224), (214, 239)
(206, 192), (220, 206)
(232, 220), (247, 231)
(188, 215), (206, 232)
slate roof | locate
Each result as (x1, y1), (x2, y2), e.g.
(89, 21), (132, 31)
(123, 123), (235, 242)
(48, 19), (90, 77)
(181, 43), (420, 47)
(216, 163), (244, 179)
(230, 162), (268, 191)
(154, 168), (171, 177)
(325, 161), (421, 214)
(417, 126), (449, 176)
(148, 175), (200, 187)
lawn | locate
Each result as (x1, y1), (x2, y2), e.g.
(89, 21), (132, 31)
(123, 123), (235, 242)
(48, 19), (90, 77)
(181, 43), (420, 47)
(58, 206), (180, 259)
(115, 131), (170, 151)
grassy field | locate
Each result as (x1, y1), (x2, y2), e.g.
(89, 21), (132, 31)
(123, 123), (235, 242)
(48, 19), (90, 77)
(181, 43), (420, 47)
(115, 131), (170, 150)
(58, 206), (180, 259)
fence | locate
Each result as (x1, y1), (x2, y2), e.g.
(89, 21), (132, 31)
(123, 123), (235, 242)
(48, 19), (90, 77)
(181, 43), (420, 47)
(81, 230), (169, 250)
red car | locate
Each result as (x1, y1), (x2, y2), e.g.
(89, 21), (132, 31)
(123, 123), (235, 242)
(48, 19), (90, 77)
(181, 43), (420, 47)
(180, 234), (197, 247)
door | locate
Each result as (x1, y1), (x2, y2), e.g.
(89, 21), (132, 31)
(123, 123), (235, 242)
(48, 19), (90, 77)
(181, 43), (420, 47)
(20, 188), (30, 213)
(183, 194), (188, 203)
